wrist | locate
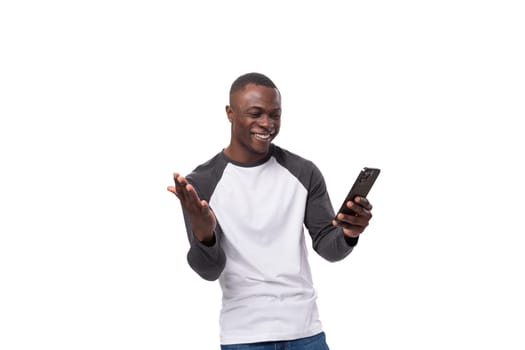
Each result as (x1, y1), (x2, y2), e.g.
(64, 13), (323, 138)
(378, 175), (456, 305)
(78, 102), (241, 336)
(196, 231), (216, 247)
(343, 234), (359, 247)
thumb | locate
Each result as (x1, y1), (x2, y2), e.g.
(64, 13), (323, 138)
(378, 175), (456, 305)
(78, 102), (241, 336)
(200, 200), (211, 211)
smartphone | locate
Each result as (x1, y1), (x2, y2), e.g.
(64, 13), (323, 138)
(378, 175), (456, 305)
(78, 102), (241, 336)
(335, 167), (380, 220)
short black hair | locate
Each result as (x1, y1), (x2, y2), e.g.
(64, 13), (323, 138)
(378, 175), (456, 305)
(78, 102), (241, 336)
(229, 72), (278, 98)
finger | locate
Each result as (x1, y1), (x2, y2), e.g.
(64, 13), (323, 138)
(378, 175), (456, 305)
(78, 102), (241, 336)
(173, 172), (182, 186)
(345, 201), (372, 219)
(200, 200), (214, 215)
(184, 184), (203, 207)
(174, 173), (185, 188)
(335, 212), (370, 228)
(332, 219), (365, 237)
(174, 174), (191, 200)
(167, 185), (181, 198)
(355, 196), (373, 210)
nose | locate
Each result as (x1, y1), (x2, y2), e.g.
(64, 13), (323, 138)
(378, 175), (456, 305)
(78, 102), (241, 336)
(258, 114), (274, 130)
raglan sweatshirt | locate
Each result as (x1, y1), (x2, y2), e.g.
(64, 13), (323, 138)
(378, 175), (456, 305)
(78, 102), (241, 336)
(182, 144), (358, 345)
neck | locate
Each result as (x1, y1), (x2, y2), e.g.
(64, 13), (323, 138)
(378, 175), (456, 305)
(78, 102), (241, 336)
(224, 144), (272, 164)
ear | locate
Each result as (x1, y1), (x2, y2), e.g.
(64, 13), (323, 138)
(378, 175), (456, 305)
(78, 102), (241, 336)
(225, 105), (233, 122)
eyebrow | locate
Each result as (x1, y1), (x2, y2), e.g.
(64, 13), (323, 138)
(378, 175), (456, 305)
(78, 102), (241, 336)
(245, 106), (281, 112)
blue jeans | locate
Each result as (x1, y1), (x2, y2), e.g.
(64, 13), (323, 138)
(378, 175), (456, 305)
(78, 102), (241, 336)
(220, 332), (330, 350)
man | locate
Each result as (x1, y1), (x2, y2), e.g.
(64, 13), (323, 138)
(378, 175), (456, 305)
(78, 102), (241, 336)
(167, 73), (374, 349)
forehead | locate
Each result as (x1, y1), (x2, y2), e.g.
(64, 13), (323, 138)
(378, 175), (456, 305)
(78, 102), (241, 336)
(232, 83), (281, 109)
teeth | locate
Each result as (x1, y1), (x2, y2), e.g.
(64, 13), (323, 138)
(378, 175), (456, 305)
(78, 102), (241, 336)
(254, 133), (271, 140)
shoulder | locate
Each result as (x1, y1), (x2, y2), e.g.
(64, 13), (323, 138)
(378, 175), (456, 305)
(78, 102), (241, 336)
(186, 151), (229, 200)
(272, 144), (316, 169)
(271, 144), (325, 188)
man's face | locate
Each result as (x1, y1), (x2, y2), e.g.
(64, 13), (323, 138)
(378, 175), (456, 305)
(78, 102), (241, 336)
(226, 83), (281, 163)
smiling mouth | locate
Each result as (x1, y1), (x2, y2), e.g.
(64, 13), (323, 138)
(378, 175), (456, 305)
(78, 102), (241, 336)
(253, 132), (273, 141)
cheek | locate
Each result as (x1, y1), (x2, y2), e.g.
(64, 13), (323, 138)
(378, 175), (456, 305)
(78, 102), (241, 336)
(232, 123), (251, 137)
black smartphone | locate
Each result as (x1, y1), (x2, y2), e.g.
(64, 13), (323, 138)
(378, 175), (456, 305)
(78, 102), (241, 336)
(335, 167), (380, 220)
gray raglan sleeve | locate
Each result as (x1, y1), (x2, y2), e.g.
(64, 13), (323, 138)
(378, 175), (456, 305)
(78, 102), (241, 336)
(304, 164), (359, 262)
(183, 209), (226, 281)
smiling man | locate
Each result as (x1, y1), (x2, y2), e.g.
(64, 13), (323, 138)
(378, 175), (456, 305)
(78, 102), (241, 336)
(167, 73), (374, 349)
(224, 75), (281, 163)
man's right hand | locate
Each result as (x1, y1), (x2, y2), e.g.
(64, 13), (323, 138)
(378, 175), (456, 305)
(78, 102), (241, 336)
(167, 172), (217, 244)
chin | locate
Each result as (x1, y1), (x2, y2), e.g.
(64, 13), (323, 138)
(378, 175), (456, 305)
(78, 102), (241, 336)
(252, 147), (270, 156)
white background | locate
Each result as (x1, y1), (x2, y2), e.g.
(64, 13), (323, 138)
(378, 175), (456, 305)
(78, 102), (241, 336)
(1, 1), (524, 349)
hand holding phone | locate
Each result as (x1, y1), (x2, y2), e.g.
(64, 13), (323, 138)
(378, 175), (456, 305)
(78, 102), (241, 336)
(335, 167), (380, 221)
